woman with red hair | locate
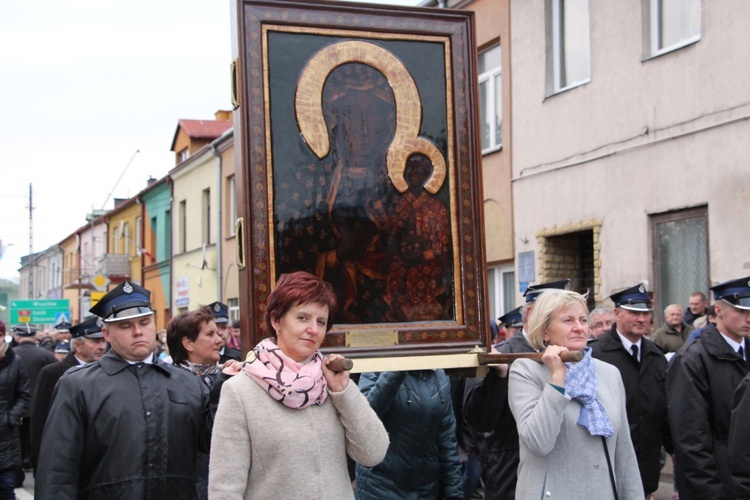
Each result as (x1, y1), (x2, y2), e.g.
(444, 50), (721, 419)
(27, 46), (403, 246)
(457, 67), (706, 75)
(208, 271), (388, 498)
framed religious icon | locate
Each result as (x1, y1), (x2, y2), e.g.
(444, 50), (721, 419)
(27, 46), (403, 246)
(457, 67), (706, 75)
(232, 0), (488, 359)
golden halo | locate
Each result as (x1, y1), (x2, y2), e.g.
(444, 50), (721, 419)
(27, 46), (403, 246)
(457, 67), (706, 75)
(295, 40), (446, 194)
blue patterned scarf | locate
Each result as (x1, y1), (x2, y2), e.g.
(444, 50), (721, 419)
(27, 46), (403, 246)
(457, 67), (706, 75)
(564, 347), (613, 438)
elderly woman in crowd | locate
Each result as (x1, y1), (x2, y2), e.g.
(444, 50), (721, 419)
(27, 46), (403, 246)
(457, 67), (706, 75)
(208, 271), (389, 499)
(167, 307), (239, 500)
(508, 289), (642, 499)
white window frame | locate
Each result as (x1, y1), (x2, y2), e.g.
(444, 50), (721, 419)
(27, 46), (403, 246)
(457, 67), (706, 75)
(135, 216), (142, 254)
(487, 264), (516, 324)
(478, 44), (502, 154)
(228, 297), (239, 323)
(202, 188), (211, 245)
(549, 0), (591, 94)
(123, 222), (131, 255)
(229, 176), (237, 237)
(649, 0), (701, 57)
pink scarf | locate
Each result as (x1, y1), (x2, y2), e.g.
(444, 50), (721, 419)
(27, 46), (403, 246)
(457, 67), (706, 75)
(242, 338), (328, 409)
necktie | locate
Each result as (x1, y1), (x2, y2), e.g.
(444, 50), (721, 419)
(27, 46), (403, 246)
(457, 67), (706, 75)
(630, 344), (639, 364)
(740, 346), (746, 362)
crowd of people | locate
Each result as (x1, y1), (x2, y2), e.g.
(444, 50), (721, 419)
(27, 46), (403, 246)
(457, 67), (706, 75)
(0, 271), (748, 499)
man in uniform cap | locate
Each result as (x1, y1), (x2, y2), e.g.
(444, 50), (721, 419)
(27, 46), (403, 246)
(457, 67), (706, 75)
(495, 306), (523, 342)
(590, 283), (671, 497)
(30, 316), (107, 473)
(207, 301), (240, 363)
(667, 276), (750, 499)
(54, 321), (72, 343)
(35, 281), (211, 499)
(464, 279), (571, 499)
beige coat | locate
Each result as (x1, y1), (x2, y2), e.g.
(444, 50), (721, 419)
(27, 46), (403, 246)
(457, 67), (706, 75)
(509, 357), (643, 499)
(208, 374), (388, 499)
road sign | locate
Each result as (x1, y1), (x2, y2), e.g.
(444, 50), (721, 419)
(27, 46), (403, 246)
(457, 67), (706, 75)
(90, 291), (106, 308)
(91, 274), (110, 292)
(54, 312), (70, 325)
(9, 299), (70, 325)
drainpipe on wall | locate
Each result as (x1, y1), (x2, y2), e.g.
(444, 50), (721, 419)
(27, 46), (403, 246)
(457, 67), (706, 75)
(211, 143), (223, 301)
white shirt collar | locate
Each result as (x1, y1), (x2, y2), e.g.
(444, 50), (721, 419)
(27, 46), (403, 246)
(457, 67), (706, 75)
(616, 330), (642, 360)
(718, 332), (745, 354)
(124, 353), (154, 365)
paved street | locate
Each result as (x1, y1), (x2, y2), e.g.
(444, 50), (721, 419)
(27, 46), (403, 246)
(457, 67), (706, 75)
(15, 471), (33, 500)
(12, 457), (679, 499)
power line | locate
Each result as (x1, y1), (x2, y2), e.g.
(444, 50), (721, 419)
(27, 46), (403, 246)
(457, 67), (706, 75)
(100, 149), (140, 210)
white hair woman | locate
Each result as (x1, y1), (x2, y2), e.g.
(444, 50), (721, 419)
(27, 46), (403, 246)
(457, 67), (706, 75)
(508, 289), (642, 499)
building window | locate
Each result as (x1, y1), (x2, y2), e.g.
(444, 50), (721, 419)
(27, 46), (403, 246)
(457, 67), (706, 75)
(202, 188), (211, 245)
(650, 206), (708, 325)
(179, 201), (187, 253)
(135, 216), (142, 255)
(487, 265), (516, 326)
(150, 216), (158, 259)
(548, 0), (591, 94)
(478, 44), (502, 153)
(228, 176), (237, 236)
(165, 210), (171, 257)
(650, 0), (701, 56)
(113, 225), (122, 254)
(123, 222), (131, 256)
(228, 297), (239, 323)
(178, 148), (189, 163)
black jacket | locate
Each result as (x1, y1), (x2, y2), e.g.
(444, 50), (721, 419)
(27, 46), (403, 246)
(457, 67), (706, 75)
(667, 324), (748, 500)
(730, 372), (750, 498)
(0, 348), (31, 471)
(219, 346), (241, 364)
(463, 330), (535, 500)
(35, 349), (211, 499)
(30, 351), (80, 468)
(589, 326), (671, 495)
(355, 370), (463, 499)
(12, 341), (56, 401)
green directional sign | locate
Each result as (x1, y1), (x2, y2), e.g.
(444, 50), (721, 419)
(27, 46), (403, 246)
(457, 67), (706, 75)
(10, 299), (71, 325)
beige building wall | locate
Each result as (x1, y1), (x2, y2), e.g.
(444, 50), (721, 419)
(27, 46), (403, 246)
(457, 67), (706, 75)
(218, 134), (239, 319)
(170, 148), (220, 311)
(510, 1), (750, 307)
(469, 0), (514, 266)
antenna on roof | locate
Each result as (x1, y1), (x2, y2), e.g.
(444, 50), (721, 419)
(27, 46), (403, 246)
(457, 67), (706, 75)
(100, 149), (140, 210)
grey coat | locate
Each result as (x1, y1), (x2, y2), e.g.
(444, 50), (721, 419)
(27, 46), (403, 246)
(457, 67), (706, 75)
(508, 357), (642, 500)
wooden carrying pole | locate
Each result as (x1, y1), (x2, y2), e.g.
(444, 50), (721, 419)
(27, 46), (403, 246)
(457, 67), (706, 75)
(477, 350), (584, 365)
(326, 351), (583, 373)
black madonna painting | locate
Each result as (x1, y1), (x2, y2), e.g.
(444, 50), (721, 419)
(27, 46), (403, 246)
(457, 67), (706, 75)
(235, 1), (486, 355)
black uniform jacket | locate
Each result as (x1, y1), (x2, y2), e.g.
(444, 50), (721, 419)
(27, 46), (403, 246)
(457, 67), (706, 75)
(35, 349), (210, 500)
(730, 372), (750, 498)
(12, 342), (56, 400)
(30, 351), (80, 468)
(464, 330), (535, 500)
(219, 346), (241, 364)
(666, 323), (748, 500)
(589, 326), (672, 495)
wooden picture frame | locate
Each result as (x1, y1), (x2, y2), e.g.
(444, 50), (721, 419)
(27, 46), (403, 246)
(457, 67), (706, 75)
(232, 0), (487, 359)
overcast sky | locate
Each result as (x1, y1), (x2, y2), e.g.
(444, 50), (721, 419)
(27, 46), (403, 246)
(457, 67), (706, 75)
(0, 0), (418, 281)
